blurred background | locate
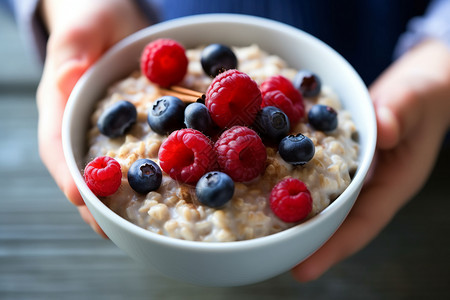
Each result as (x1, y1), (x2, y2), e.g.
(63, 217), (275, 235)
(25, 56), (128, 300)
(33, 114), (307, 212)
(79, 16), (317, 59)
(1, 6), (449, 300)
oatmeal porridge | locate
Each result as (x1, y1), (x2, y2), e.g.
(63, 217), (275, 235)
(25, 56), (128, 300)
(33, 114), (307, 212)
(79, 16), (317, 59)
(84, 42), (359, 242)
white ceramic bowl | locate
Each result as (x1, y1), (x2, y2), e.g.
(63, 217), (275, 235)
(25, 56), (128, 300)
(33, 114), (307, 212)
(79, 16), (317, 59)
(63, 14), (376, 286)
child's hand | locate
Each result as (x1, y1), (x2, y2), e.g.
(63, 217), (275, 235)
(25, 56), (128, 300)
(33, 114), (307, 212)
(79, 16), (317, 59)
(292, 39), (450, 282)
(36, 0), (149, 236)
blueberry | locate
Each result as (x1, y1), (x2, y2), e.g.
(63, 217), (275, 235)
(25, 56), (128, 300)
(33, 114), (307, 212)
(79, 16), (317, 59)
(147, 96), (186, 135)
(127, 159), (162, 194)
(279, 134), (315, 165)
(201, 44), (238, 77)
(253, 106), (290, 144)
(293, 70), (322, 97)
(97, 100), (137, 138)
(196, 171), (235, 208)
(308, 104), (338, 132)
(184, 102), (213, 134)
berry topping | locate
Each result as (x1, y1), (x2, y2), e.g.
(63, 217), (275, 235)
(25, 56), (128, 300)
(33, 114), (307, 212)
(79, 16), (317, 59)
(308, 104), (338, 132)
(279, 133), (315, 165)
(205, 69), (262, 128)
(196, 171), (235, 208)
(184, 102), (214, 134)
(97, 100), (137, 138)
(293, 70), (322, 97)
(147, 96), (186, 135)
(260, 75), (305, 125)
(127, 159), (162, 194)
(84, 156), (122, 197)
(201, 43), (238, 77)
(253, 106), (290, 144)
(214, 126), (267, 182)
(140, 38), (188, 87)
(158, 129), (217, 184)
(270, 177), (312, 223)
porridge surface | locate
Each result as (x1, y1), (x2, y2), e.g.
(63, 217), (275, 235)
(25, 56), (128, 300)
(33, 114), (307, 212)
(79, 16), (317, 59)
(86, 44), (359, 242)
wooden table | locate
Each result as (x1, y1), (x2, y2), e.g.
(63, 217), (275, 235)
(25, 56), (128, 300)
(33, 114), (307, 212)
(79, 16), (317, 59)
(1, 8), (449, 300)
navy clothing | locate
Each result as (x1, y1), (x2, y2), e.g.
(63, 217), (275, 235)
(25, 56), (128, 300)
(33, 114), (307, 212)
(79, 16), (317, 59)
(6, 0), (450, 85)
(156, 0), (431, 85)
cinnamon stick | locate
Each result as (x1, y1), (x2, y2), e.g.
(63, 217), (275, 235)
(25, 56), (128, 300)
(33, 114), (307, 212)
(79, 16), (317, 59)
(159, 86), (205, 103)
(170, 85), (204, 98)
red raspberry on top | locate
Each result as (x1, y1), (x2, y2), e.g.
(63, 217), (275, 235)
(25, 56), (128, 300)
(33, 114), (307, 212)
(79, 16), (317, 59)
(140, 38), (188, 88)
(260, 75), (305, 125)
(270, 177), (312, 223)
(158, 129), (217, 184)
(205, 69), (262, 128)
(84, 156), (122, 197)
(214, 126), (267, 182)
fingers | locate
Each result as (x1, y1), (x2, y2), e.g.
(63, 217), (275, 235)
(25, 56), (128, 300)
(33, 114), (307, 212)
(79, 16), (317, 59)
(78, 206), (108, 238)
(291, 177), (397, 282)
(37, 27), (101, 215)
(37, 87), (105, 235)
(291, 151), (409, 282)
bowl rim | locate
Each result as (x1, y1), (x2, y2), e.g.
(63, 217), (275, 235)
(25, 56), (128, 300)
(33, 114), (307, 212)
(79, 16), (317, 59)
(62, 13), (377, 251)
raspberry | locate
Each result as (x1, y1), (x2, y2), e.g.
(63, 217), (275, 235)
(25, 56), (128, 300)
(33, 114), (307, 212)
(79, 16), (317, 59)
(214, 126), (267, 182)
(84, 156), (122, 197)
(140, 38), (188, 88)
(260, 75), (305, 124)
(158, 129), (217, 184)
(205, 69), (262, 128)
(261, 90), (302, 125)
(270, 177), (312, 223)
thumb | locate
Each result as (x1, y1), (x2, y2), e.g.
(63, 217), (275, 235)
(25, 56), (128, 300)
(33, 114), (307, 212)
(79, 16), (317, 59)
(371, 86), (423, 150)
(368, 39), (450, 150)
(45, 28), (104, 100)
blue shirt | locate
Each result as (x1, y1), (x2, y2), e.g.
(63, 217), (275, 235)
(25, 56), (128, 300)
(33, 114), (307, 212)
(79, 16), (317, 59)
(5, 0), (450, 86)
(152, 0), (433, 85)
